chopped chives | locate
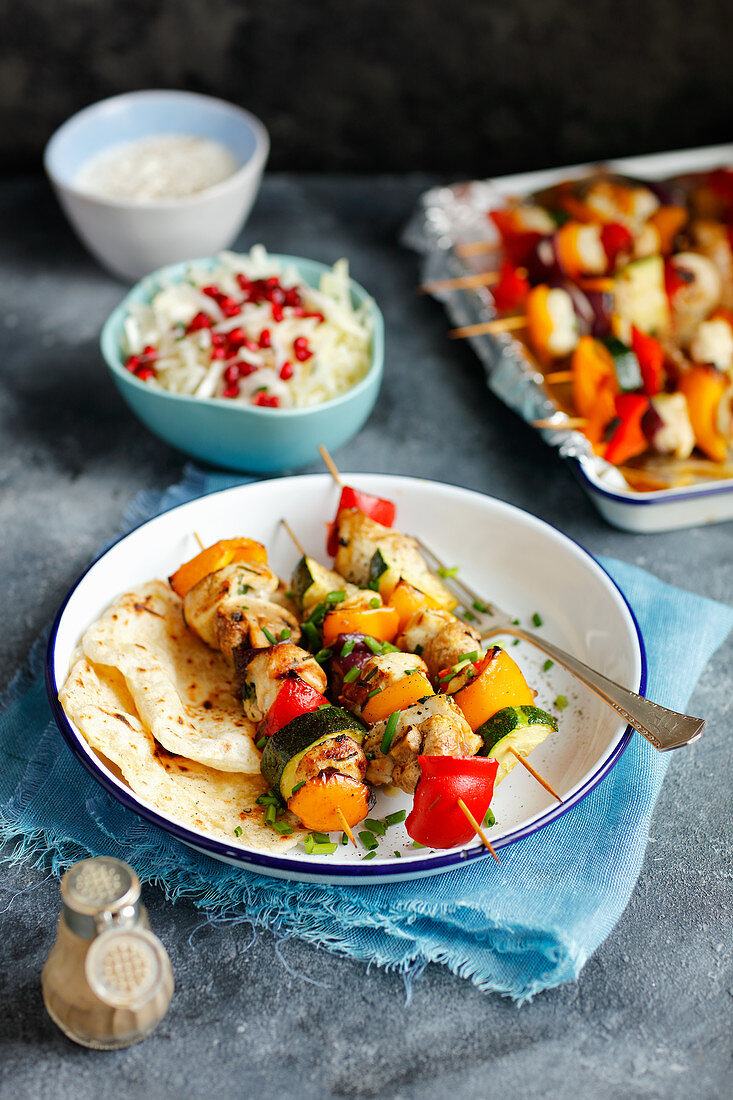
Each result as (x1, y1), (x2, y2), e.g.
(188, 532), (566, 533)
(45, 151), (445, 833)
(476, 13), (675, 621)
(483, 808), (496, 828)
(532, 612), (543, 627)
(311, 831), (331, 843)
(317, 702), (330, 710)
(291, 780), (306, 794)
(393, 851), (402, 858)
(271, 821), (293, 835)
(234, 825), (243, 838)
(284, 590), (294, 600)
(362, 852), (377, 860)
(543, 659), (554, 672)
(437, 565), (459, 578)
(513, 638), (520, 646)
(340, 639), (356, 657)
(341, 832), (349, 845)
(369, 597), (381, 609)
(555, 694), (569, 710)
(315, 648), (333, 663)
(473, 600), (489, 613)
(380, 641), (400, 654)
(512, 618), (520, 626)
(385, 809), (407, 826)
(358, 830), (378, 850)
(255, 735), (267, 749)
(343, 667), (360, 683)
(278, 627), (292, 641)
(365, 818), (386, 836)
(326, 589), (346, 602)
(381, 710), (399, 754)
(312, 842), (337, 855)
(412, 841), (426, 848)
(463, 610), (476, 622)
(367, 686), (383, 699)
(265, 804), (277, 825)
(302, 621), (321, 649)
(365, 637), (382, 654)
(262, 627), (277, 645)
(458, 650), (479, 664)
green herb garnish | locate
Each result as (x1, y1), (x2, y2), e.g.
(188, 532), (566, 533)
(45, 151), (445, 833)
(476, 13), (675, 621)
(343, 667), (360, 683)
(369, 597), (381, 609)
(234, 826), (243, 837)
(543, 659), (554, 672)
(555, 694), (569, 710)
(364, 636), (383, 655)
(412, 841), (426, 848)
(291, 780), (306, 794)
(381, 710), (399, 754)
(255, 735), (267, 749)
(278, 627), (292, 641)
(473, 600), (489, 613)
(532, 612), (543, 627)
(362, 852), (377, 860)
(340, 639), (356, 657)
(262, 627), (278, 645)
(367, 686), (383, 699)
(359, 830), (378, 850)
(315, 648), (333, 664)
(483, 809), (496, 828)
(265, 804), (277, 825)
(365, 818), (386, 836)
(437, 566), (459, 578)
(385, 809), (407, 826)
(271, 821), (293, 835)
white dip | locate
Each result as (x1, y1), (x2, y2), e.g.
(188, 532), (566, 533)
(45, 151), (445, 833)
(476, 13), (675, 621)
(75, 134), (240, 202)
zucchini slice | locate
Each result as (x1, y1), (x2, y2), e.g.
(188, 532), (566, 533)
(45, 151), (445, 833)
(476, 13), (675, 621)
(260, 706), (365, 797)
(614, 255), (670, 339)
(477, 705), (558, 785)
(291, 556), (353, 613)
(600, 335), (643, 392)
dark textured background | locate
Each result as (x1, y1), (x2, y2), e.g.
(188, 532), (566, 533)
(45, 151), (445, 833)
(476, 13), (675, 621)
(3, 0), (732, 175)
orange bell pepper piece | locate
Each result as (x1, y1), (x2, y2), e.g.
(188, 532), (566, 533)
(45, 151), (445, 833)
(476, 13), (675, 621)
(571, 336), (619, 421)
(452, 648), (534, 732)
(648, 205), (687, 254)
(361, 671), (435, 726)
(387, 580), (438, 632)
(169, 538), (267, 599)
(678, 365), (729, 463)
(288, 772), (371, 831)
(321, 605), (400, 648)
(526, 285), (555, 362)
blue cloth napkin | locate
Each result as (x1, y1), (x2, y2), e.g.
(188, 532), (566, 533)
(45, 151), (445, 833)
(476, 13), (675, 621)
(2, 467), (732, 1001)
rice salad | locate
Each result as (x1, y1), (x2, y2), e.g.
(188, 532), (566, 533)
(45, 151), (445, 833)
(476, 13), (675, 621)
(120, 247), (374, 409)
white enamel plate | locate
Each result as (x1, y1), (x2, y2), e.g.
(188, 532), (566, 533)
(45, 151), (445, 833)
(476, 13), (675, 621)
(47, 474), (645, 885)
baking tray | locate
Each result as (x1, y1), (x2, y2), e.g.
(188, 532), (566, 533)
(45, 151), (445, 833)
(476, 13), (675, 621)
(404, 143), (733, 533)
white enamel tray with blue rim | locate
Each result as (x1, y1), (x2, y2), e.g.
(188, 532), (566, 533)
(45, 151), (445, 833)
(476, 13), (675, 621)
(47, 474), (645, 885)
(408, 143), (733, 533)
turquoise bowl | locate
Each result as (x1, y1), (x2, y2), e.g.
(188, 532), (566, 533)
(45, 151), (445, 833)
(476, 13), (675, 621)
(100, 254), (384, 472)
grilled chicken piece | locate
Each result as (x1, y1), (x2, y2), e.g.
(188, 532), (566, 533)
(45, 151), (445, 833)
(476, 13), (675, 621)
(290, 734), (368, 791)
(668, 252), (722, 344)
(184, 562), (301, 660)
(236, 643), (327, 722)
(397, 609), (482, 679)
(339, 651), (429, 718)
(364, 694), (481, 794)
(692, 220), (733, 310)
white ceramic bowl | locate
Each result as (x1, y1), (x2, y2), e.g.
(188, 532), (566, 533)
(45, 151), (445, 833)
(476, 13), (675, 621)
(47, 474), (645, 885)
(44, 90), (269, 281)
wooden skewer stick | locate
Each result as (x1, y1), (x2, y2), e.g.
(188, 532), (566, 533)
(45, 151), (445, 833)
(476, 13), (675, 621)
(532, 417), (588, 430)
(454, 240), (502, 258)
(543, 370), (574, 384)
(456, 799), (500, 863)
(318, 444), (343, 487)
(507, 747), (563, 803)
(419, 270), (502, 294)
(449, 315), (526, 339)
(336, 807), (357, 847)
(280, 518), (306, 556)
(193, 531), (205, 550)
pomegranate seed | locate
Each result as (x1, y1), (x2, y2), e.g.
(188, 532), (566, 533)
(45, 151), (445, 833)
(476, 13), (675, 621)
(125, 354), (141, 372)
(271, 303), (284, 323)
(293, 336), (312, 362)
(259, 329), (271, 349)
(142, 344), (158, 359)
(253, 392), (280, 408)
(223, 364), (240, 384)
(211, 346), (227, 360)
(202, 285), (221, 298)
(279, 361), (293, 380)
(236, 274), (252, 293)
(265, 276), (280, 290)
(136, 366), (156, 381)
(222, 383), (240, 398)
(305, 311), (325, 324)
(284, 287), (302, 307)
(243, 337), (259, 353)
(211, 332), (228, 347)
(219, 297), (241, 317)
(186, 311), (213, 333)
(290, 305), (306, 317)
(239, 361), (258, 377)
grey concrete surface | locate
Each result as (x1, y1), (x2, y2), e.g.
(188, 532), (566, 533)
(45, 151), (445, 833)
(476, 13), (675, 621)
(0, 175), (731, 1099)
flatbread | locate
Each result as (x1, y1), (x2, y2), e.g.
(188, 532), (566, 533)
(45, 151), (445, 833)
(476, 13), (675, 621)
(80, 580), (260, 773)
(60, 657), (304, 852)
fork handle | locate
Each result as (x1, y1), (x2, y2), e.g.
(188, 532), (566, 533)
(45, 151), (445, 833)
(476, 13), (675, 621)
(505, 628), (705, 751)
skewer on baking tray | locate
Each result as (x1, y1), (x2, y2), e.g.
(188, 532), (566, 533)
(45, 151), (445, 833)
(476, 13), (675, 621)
(449, 315), (527, 339)
(419, 270), (502, 294)
(319, 448), (563, 806)
(456, 799), (500, 862)
(454, 240), (503, 258)
(532, 416), (588, 430)
(542, 370), (574, 385)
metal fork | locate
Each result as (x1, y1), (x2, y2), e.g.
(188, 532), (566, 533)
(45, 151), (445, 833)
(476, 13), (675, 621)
(415, 536), (705, 751)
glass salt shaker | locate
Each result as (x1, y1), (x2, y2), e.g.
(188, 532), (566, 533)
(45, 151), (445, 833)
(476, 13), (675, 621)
(42, 856), (174, 1049)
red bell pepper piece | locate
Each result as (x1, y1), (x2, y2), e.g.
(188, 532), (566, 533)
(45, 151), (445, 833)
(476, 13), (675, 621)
(631, 326), (664, 396)
(488, 210), (543, 267)
(406, 755), (499, 849)
(600, 222), (633, 269)
(326, 485), (396, 557)
(664, 258), (690, 302)
(258, 678), (329, 740)
(492, 260), (530, 313)
(604, 393), (650, 466)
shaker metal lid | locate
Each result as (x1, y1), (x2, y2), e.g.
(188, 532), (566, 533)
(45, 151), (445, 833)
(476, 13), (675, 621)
(85, 927), (170, 1010)
(61, 857), (140, 917)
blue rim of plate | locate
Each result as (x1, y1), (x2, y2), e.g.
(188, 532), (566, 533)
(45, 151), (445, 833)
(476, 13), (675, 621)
(45, 485), (647, 881)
